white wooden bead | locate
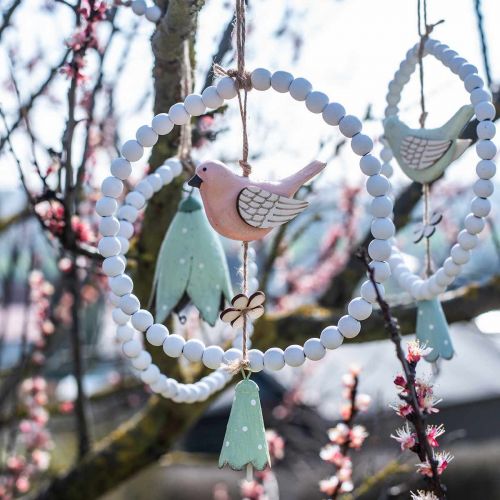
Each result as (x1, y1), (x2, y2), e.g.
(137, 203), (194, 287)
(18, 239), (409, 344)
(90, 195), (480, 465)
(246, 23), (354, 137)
(99, 216), (120, 236)
(152, 114), (174, 135)
(96, 197), (117, 217)
(131, 309), (153, 332)
(184, 385), (199, 402)
(264, 348), (285, 370)
(110, 274), (133, 296)
(451, 244), (470, 265)
(250, 68), (272, 91)
(322, 102), (345, 126)
(303, 338), (326, 361)
(223, 348), (242, 364)
(145, 5), (161, 22)
(248, 349), (264, 372)
(470, 88), (491, 106)
(183, 339), (205, 362)
(163, 334), (185, 358)
(381, 163), (394, 178)
(351, 134), (373, 156)
(320, 326), (343, 350)
(109, 292), (121, 307)
(284, 345), (305, 367)
(217, 77), (238, 99)
(172, 385), (188, 402)
(184, 94), (206, 116)
(289, 77), (312, 101)
(135, 180), (154, 199)
(150, 375), (168, 394)
(118, 205), (138, 223)
(428, 277), (445, 296)
(394, 71), (410, 85)
(424, 39), (438, 53)
(102, 177), (123, 198)
(112, 308), (130, 326)
(339, 115), (362, 137)
(360, 280), (384, 303)
(348, 298), (372, 321)
(338, 315), (361, 339)
(166, 379), (179, 397)
(370, 196), (393, 217)
(146, 324), (168, 346)
(384, 106), (399, 117)
(164, 158), (183, 177)
(476, 159), (496, 179)
(201, 86), (224, 108)
(202, 345), (224, 369)
(169, 103), (190, 125)
(141, 365), (160, 384)
(366, 175), (390, 196)
(125, 191), (145, 210)
(473, 179), (494, 198)
(436, 268), (454, 287)
(471, 196), (491, 217)
(386, 93), (400, 106)
(110, 158), (132, 180)
(118, 237), (129, 255)
(123, 339), (142, 358)
(131, 0), (146, 15)
(157, 165), (174, 184)
(475, 102), (496, 121)
(380, 147), (393, 162)
(131, 351), (152, 370)
(464, 214), (485, 234)
(103, 256), (125, 277)
(443, 257), (461, 277)
(368, 239), (392, 261)
(449, 56), (467, 74)
(388, 81), (402, 94)
(98, 236), (121, 257)
(360, 154), (381, 176)
(410, 280), (425, 298)
(136, 125), (158, 147)
(369, 260), (391, 283)
(433, 44), (449, 58)
(121, 140), (143, 162)
(147, 173), (163, 193)
(459, 64), (478, 81)
(371, 218), (395, 239)
(476, 140), (497, 160)
(477, 121), (496, 141)
(464, 73), (484, 92)
(271, 71), (293, 93)
(439, 49), (458, 63)
(116, 325), (134, 342)
(119, 294), (140, 315)
(458, 229), (478, 250)
(305, 91), (329, 113)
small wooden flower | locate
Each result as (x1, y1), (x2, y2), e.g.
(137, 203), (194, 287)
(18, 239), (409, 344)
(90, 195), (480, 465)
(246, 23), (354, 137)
(413, 212), (442, 243)
(220, 291), (266, 329)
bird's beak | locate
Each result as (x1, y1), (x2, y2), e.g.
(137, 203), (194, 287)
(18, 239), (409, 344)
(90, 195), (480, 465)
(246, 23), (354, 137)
(187, 174), (203, 189)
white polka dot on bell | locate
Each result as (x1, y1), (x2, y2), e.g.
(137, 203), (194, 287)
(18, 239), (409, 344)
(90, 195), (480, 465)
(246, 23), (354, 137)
(242, 426), (248, 432)
(251, 399), (256, 406)
(225, 441), (230, 447)
(258, 444), (263, 450)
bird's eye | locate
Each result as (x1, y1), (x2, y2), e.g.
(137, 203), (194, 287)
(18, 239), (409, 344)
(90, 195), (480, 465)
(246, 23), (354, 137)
(202, 167), (207, 172)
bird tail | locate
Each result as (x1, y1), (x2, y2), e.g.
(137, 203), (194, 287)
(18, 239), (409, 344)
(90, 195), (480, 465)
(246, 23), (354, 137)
(441, 104), (475, 139)
(281, 160), (326, 196)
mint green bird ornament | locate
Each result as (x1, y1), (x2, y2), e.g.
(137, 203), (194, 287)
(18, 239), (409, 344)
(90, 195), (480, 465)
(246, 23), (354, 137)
(416, 298), (454, 362)
(152, 196), (233, 326)
(383, 104), (474, 184)
(219, 377), (271, 471)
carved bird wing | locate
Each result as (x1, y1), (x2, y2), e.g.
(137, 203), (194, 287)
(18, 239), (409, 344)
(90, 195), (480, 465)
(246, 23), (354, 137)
(237, 185), (308, 228)
(400, 136), (451, 170)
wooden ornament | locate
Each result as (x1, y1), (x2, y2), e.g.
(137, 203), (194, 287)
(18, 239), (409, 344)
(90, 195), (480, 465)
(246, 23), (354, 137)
(220, 291), (266, 329)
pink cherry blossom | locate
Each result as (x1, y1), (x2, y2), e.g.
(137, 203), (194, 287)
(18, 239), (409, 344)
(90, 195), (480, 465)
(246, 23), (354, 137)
(391, 424), (417, 450)
(406, 340), (433, 364)
(416, 451), (454, 477)
(411, 490), (439, 500)
(319, 476), (339, 496)
(349, 425), (368, 449)
(426, 424), (445, 447)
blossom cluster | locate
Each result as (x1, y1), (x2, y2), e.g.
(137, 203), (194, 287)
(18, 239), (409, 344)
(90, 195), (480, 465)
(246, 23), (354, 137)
(319, 365), (371, 498)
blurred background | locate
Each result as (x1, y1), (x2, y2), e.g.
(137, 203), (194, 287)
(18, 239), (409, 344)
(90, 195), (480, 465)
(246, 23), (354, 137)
(0, 0), (499, 498)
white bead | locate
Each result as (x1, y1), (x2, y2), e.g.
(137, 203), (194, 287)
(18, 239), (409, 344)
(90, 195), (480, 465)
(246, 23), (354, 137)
(435, 268), (454, 287)
(348, 298), (372, 321)
(168, 103), (190, 125)
(119, 294), (140, 315)
(464, 73), (484, 92)
(339, 115), (362, 138)
(152, 114), (174, 135)
(223, 347), (242, 364)
(216, 76), (238, 99)
(371, 218), (395, 239)
(110, 274), (133, 296)
(131, 0), (146, 15)
(351, 134), (373, 156)
(202, 345), (224, 369)
(370, 196), (393, 217)
(118, 237), (129, 255)
(439, 48), (458, 62)
(473, 179), (494, 198)
(443, 257), (461, 277)
(320, 326), (343, 349)
(464, 214), (485, 234)
(359, 154), (381, 176)
(476, 140), (497, 160)
(380, 147), (393, 162)
(360, 280), (384, 303)
(305, 91), (329, 113)
(112, 308), (130, 326)
(475, 102), (496, 121)
(163, 334), (185, 358)
(135, 180), (154, 199)
(369, 260), (391, 283)
(141, 364), (160, 384)
(103, 256), (125, 277)
(109, 292), (121, 307)
(303, 338), (326, 361)
(338, 315), (361, 339)
(322, 102), (345, 126)
(250, 68), (272, 91)
(428, 277), (445, 296)
(184, 94), (206, 116)
(424, 38), (438, 53)
(433, 44), (449, 58)
(125, 191), (145, 210)
(183, 339), (205, 362)
(368, 239), (392, 261)
(146, 323), (168, 346)
(172, 385), (188, 402)
(366, 175), (390, 196)
(471, 196), (491, 217)
(102, 176), (123, 198)
(458, 229), (478, 250)
(477, 121), (496, 141)
(147, 173), (163, 193)
(136, 125), (158, 147)
(96, 197), (117, 217)
(451, 244), (470, 265)
(164, 158), (182, 177)
(386, 93), (400, 106)
(201, 86), (224, 108)
(131, 351), (152, 370)
(166, 379), (180, 398)
(131, 309), (153, 332)
(470, 88), (491, 106)
(157, 165), (174, 184)
(117, 205), (138, 223)
(410, 280), (424, 298)
(248, 349), (264, 372)
(150, 375), (168, 394)
(98, 236), (121, 257)
(110, 158), (132, 180)
(388, 80), (402, 94)
(459, 64), (478, 80)
(271, 71), (293, 93)
(264, 348), (285, 371)
(99, 216), (120, 236)
(449, 56), (467, 74)
(289, 77), (312, 101)
(284, 345), (305, 367)
(116, 324), (134, 342)
(145, 5), (161, 22)
(394, 71), (410, 85)
(476, 159), (496, 179)
(121, 140), (143, 162)
(123, 340), (142, 358)
(384, 105), (399, 117)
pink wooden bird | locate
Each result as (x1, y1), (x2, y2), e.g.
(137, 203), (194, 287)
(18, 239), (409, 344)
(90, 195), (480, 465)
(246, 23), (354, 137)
(187, 159), (326, 241)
